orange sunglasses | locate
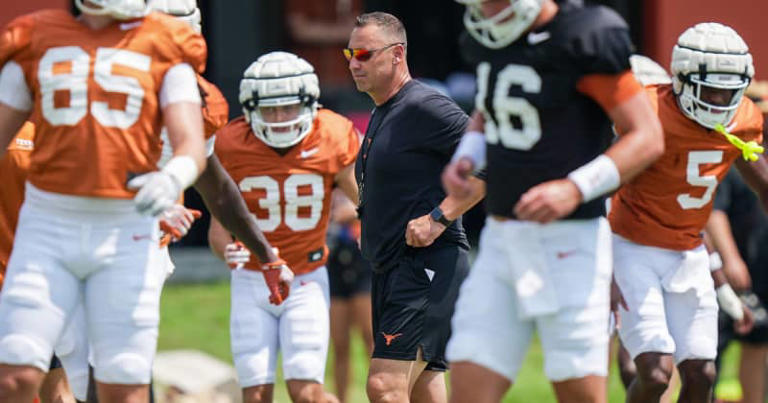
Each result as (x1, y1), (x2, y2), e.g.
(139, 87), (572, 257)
(343, 43), (404, 62)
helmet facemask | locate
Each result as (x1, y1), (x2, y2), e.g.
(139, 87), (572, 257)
(76, 0), (149, 20)
(457, 0), (543, 49)
(242, 94), (318, 149)
(239, 52), (320, 149)
(676, 70), (750, 129)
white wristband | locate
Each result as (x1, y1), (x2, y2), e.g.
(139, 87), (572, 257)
(567, 154), (620, 203)
(716, 284), (744, 321)
(162, 155), (199, 190)
(451, 131), (486, 170)
(709, 252), (723, 272)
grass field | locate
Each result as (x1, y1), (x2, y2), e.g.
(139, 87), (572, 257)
(158, 281), (743, 402)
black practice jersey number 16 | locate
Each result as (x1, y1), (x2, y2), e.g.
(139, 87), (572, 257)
(476, 62), (543, 150)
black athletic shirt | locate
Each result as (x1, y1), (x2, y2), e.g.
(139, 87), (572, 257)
(461, 1), (634, 219)
(355, 80), (469, 272)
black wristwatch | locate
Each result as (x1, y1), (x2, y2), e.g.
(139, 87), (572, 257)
(429, 206), (454, 227)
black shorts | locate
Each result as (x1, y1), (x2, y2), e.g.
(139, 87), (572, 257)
(328, 240), (372, 298)
(49, 353), (62, 370)
(371, 245), (469, 371)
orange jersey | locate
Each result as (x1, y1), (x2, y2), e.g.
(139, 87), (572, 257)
(0, 122), (35, 280)
(0, 10), (206, 198)
(215, 109), (360, 275)
(610, 84), (764, 250)
(198, 75), (228, 138)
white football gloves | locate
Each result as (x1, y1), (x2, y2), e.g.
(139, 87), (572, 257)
(128, 171), (182, 216)
(225, 241), (252, 270)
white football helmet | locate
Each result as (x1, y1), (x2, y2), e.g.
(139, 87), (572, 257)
(671, 22), (754, 129)
(456, 0), (544, 49)
(75, 0), (149, 20)
(147, 0), (201, 33)
(239, 52), (320, 149)
(629, 55), (671, 86)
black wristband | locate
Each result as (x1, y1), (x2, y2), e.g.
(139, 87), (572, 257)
(429, 206), (454, 227)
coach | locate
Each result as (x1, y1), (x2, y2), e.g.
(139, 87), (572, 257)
(345, 11), (485, 403)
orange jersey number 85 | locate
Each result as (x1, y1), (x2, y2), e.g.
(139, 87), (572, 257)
(239, 174), (325, 232)
(39, 46), (150, 128)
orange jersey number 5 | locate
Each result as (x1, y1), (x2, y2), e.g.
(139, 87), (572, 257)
(677, 150), (724, 210)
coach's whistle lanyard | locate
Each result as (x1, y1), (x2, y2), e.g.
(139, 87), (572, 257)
(357, 107), (391, 214)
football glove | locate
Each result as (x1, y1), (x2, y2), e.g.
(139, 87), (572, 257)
(262, 258), (294, 306)
(127, 171), (182, 216)
(224, 241), (251, 270)
(159, 205), (202, 243)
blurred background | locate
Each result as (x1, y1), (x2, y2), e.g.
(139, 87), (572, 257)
(3, 1), (768, 402)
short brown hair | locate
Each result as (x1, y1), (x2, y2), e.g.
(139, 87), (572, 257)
(355, 12), (407, 46)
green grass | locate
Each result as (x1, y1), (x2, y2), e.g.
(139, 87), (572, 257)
(158, 282), (742, 402)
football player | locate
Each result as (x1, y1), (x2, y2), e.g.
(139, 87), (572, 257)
(609, 23), (768, 402)
(207, 51), (358, 403)
(442, 0), (664, 402)
(55, 1), (289, 401)
(0, 1), (208, 401)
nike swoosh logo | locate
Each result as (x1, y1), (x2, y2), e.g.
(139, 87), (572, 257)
(527, 31), (551, 45)
(300, 147), (319, 158)
(556, 249), (579, 259)
(132, 234), (153, 242)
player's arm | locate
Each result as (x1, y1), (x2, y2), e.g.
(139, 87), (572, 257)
(334, 162), (358, 205)
(735, 157), (768, 212)
(405, 175), (485, 248)
(705, 210), (751, 290)
(128, 64), (207, 216)
(0, 61), (34, 156)
(195, 153), (280, 264)
(443, 110), (485, 198)
(704, 219), (754, 333)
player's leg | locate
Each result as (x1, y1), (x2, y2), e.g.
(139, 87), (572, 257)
(39, 356), (75, 403)
(616, 338), (637, 389)
(85, 213), (166, 403)
(739, 343), (768, 403)
(0, 196), (82, 401)
(329, 297), (351, 402)
(55, 300), (90, 403)
(281, 267), (336, 403)
(664, 256), (718, 403)
(327, 249), (353, 403)
(447, 219), (534, 403)
(231, 268), (280, 403)
(535, 218), (611, 403)
(613, 235), (677, 402)
(352, 293), (373, 354)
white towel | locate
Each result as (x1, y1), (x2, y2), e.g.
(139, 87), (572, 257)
(501, 222), (559, 319)
(661, 247), (710, 298)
